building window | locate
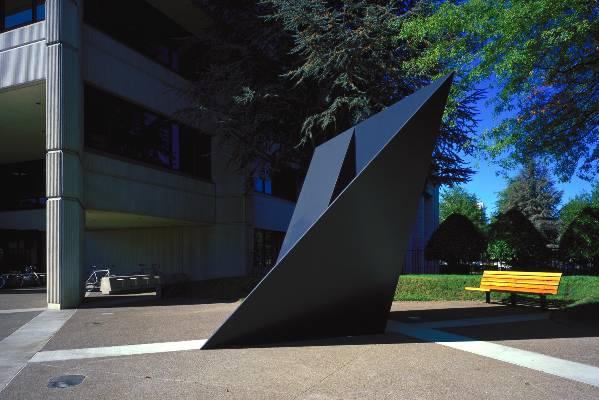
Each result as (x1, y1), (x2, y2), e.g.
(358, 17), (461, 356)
(84, 0), (201, 79)
(1, 0), (45, 32)
(0, 230), (45, 274)
(253, 176), (272, 195)
(253, 167), (301, 202)
(253, 229), (285, 276)
(0, 160), (45, 211)
(84, 85), (211, 180)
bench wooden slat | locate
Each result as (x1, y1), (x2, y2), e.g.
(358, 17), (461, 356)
(481, 277), (560, 284)
(482, 275), (561, 281)
(481, 283), (559, 289)
(482, 277), (561, 283)
(464, 287), (489, 292)
(489, 288), (557, 295)
(481, 288), (558, 294)
(482, 271), (562, 277)
(481, 282), (560, 289)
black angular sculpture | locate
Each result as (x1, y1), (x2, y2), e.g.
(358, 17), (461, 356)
(203, 73), (454, 349)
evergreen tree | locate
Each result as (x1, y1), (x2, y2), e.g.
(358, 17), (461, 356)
(559, 207), (599, 273)
(559, 182), (599, 235)
(185, 1), (482, 185)
(488, 208), (551, 270)
(496, 162), (562, 241)
(440, 186), (486, 230)
(425, 213), (487, 273)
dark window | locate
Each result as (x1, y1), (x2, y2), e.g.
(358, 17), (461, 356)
(84, 0), (201, 79)
(0, 230), (45, 274)
(84, 85), (211, 180)
(253, 176), (272, 195)
(253, 229), (285, 276)
(253, 167), (301, 202)
(1, 0), (45, 32)
(0, 160), (45, 211)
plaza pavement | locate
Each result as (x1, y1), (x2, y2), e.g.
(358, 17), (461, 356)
(0, 291), (598, 399)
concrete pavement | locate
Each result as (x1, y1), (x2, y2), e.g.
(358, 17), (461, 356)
(0, 294), (597, 399)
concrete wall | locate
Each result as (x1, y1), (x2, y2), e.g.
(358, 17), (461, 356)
(81, 26), (188, 117)
(0, 210), (45, 231)
(251, 194), (295, 232)
(83, 153), (216, 223)
(404, 185), (440, 274)
(0, 22), (46, 89)
(45, 0), (85, 309)
(85, 224), (248, 280)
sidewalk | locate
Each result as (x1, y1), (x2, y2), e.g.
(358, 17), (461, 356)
(1, 296), (598, 399)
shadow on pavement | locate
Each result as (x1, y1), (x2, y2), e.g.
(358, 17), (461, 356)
(79, 292), (240, 309)
(0, 288), (47, 295)
(210, 305), (599, 349)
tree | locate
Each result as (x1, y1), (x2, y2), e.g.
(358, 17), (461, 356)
(559, 183), (599, 235)
(486, 240), (516, 265)
(398, 0), (598, 182)
(496, 162), (562, 241)
(185, 1), (483, 185)
(439, 186), (486, 229)
(181, 0), (306, 174)
(488, 208), (550, 270)
(559, 207), (599, 273)
(425, 213), (487, 273)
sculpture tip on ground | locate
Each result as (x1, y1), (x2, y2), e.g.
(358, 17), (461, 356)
(202, 73), (454, 349)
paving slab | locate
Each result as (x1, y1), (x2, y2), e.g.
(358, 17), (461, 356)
(389, 301), (543, 323)
(444, 319), (599, 368)
(4, 333), (599, 400)
(0, 290), (46, 310)
(43, 301), (235, 351)
(0, 312), (41, 341)
(2, 300), (598, 399)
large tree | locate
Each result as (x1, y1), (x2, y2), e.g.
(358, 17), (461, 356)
(488, 208), (551, 270)
(439, 186), (486, 229)
(398, 0), (598, 182)
(496, 162), (562, 241)
(425, 213), (487, 273)
(559, 183), (599, 235)
(184, 1), (482, 185)
(559, 207), (599, 273)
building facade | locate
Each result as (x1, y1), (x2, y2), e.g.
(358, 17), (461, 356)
(0, 0), (438, 309)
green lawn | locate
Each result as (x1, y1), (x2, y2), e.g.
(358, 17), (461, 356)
(394, 274), (599, 305)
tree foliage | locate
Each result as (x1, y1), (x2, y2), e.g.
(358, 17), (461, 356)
(440, 186), (486, 229)
(488, 208), (550, 270)
(184, 0), (482, 185)
(559, 207), (599, 271)
(559, 183), (599, 235)
(181, 0), (305, 172)
(425, 213), (487, 273)
(486, 240), (516, 264)
(496, 162), (562, 242)
(398, 0), (598, 182)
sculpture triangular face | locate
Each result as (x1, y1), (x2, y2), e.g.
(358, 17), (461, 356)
(203, 74), (454, 349)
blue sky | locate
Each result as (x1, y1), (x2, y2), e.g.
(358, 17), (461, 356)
(457, 82), (596, 215)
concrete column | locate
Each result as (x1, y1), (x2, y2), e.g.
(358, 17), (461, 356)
(45, 0), (84, 309)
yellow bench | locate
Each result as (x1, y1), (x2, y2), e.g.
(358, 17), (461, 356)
(465, 270), (562, 309)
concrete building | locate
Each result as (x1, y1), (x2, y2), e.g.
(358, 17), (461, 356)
(0, 0), (438, 309)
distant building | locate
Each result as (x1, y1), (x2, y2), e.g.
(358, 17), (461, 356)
(0, 0), (439, 309)
(403, 184), (440, 274)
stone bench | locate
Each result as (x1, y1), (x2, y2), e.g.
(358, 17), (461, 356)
(100, 275), (161, 295)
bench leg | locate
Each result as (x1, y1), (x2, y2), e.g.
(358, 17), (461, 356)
(485, 292), (490, 304)
(510, 293), (516, 306)
(540, 295), (547, 309)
